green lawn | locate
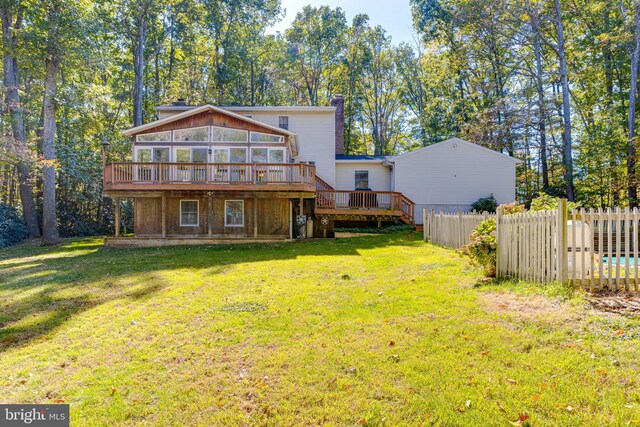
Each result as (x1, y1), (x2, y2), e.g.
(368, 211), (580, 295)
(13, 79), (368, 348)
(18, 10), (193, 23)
(1, 233), (640, 426)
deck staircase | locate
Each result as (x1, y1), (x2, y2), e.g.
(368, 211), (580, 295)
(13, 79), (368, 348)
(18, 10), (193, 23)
(313, 176), (415, 225)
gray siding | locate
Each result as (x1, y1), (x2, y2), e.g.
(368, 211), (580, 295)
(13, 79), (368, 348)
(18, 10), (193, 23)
(392, 138), (518, 224)
(335, 163), (392, 191)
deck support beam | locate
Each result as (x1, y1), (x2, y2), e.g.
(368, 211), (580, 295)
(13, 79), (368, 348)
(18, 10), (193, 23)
(253, 197), (258, 238)
(207, 194), (213, 237)
(161, 196), (166, 238)
(299, 196), (304, 239)
(114, 197), (120, 238)
(289, 200), (293, 240)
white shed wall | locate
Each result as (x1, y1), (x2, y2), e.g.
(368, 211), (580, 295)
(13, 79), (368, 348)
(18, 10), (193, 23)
(335, 163), (392, 191)
(392, 139), (517, 224)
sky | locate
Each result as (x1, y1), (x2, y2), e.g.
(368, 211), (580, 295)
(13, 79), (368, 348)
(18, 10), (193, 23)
(267, 0), (417, 46)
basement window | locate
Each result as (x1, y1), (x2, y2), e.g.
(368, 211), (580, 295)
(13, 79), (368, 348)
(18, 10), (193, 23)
(225, 200), (244, 227)
(180, 200), (199, 226)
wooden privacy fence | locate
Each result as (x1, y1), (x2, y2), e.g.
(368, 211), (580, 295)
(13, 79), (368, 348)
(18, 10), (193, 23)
(426, 200), (640, 292)
(423, 210), (494, 249)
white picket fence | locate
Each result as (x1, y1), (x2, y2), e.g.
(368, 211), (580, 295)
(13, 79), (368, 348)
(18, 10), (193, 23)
(423, 210), (494, 249)
(496, 208), (562, 286)
(425, 202), (640, 291)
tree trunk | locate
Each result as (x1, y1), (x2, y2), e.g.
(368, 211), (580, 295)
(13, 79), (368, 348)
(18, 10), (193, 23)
(554, 0), (575, 201)
(628, 1), (640, 207)
(534, 31), (549, 191)
(133, 16), (146, 126)
(0, 7), (40, 237)
(42, 56), (60, 244)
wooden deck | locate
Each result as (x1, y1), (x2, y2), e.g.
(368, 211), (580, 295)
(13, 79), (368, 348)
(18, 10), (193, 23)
(103, 162), (315, 193)
(314, 189), (415, 224)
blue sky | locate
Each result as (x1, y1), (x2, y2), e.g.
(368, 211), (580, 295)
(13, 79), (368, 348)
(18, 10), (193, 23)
(267, 0), (417, 46)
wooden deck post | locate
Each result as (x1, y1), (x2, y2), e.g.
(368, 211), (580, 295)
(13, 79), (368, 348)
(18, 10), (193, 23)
(114, 197), (120, 238)
(253, 197), (258, 238)
(207, 194), (213, 237)
(161, 195), (166, 238)
(299, 196), (304, 238)
(289, 200), (293, 240)
(457, 211), (463, 248)
(556, 198), (569, 285)
(495, 206), (502, 277)
(423, 208), (428, 241)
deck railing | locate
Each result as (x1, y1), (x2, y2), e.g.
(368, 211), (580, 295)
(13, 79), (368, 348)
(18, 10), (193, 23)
(316, 189), (415, 224)
(104, 162), (315, 188)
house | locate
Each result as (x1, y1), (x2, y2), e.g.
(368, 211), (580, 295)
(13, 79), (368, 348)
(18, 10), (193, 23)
(102, 96), (519, 245)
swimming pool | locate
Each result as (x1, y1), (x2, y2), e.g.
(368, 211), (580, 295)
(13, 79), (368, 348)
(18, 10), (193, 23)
(603, 256), (638, 265)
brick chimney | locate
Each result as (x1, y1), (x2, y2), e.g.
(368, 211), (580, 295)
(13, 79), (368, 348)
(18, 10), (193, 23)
(331, 94), (345, 155)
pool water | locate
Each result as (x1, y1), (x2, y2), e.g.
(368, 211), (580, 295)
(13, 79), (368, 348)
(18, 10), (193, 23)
(604, 256), (638, 265)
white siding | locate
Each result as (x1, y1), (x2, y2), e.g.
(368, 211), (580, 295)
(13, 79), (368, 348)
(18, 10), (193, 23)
(392, 138), (518, 224)
(335, 163), (392, 191)
(225, 108), (337, 187)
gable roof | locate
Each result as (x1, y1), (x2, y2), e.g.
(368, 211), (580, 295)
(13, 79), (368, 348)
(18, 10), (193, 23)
(121, 104), (297, 138)
(389, 137), (522, 163)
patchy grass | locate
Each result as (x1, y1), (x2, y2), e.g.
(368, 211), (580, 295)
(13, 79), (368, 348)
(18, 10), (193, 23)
(1, 233), (640, 426)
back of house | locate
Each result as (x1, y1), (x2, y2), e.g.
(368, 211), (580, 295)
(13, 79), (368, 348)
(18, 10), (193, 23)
(101, 97), (519, 244)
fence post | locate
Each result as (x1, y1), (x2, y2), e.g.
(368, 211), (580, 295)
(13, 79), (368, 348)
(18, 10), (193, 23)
(423, 208), (428, 241)
(496, 206), (503, 277)
(457, 211), (463, 248)
(556, 198), (568, 284)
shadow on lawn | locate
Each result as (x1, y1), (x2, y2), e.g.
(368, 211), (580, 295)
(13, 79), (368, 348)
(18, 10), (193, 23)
(0, 232), (422, 353)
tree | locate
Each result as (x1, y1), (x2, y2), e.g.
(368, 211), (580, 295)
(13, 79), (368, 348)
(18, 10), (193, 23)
(358, 27), (408, 155)
(627, 1), (640, 207)
(285, 5), (347, 106)
(0, 1), (40, 237)
(553, 0), (575, 201)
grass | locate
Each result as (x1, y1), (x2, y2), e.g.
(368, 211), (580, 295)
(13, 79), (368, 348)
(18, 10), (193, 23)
(1, 232), (640, 426)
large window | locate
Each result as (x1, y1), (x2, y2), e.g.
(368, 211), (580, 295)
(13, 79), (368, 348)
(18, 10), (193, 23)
(230, 148), (247, 163)
(175, 148), (191, 163)
(269, 149), (284, 163)
(135, 148), (152, 162)
(180, 200), (199, 226)
(225, 200), (244, 227)
(153, 148), (169, 162)
(355, 171), (369, 189)
(136, 131), (171, 142)
(212, 126), (248, 142)
(251, 148), (268, 163)
(251, 147), (285, 163)
(174, 147), (208, 162)
(250, 131), (284, 143)
(174, 126), (209, 142)
(213, 148), (229, 163)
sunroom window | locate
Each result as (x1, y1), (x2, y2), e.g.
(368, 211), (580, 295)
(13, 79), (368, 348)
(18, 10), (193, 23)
(136, 131), (171, 142)
(212, 126), (248, 142)
(174, 126), (209, 142)
(251, 148), (268, 163)
(269, 149), (284, 163)
(250, 132), (284, 143)
(230, 148), (247, 163)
